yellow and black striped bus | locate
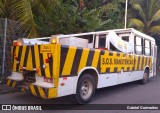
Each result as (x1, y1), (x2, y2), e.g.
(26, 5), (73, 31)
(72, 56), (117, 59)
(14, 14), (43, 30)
(6, 28), (157, 104)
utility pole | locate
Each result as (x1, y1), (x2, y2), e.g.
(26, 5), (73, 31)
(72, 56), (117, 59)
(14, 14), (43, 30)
(2, 18), (7, 77)
(124, 0), (128, 29)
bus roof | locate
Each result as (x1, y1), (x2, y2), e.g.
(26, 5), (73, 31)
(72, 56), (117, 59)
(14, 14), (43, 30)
(57, 28), (155, 43)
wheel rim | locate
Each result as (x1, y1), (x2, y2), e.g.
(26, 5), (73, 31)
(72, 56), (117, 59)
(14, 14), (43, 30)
(80, 78), (93, 100)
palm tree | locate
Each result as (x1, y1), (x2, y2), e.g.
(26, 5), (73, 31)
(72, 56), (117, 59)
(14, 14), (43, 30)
(0, 0), (58, 38)
(128, 0), (160, 35)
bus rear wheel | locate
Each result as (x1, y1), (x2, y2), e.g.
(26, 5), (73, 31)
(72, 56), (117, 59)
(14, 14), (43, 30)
(75, 74), (96, 104)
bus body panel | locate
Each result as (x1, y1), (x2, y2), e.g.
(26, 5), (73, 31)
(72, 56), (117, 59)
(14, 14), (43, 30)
(7, 28), (156, 99)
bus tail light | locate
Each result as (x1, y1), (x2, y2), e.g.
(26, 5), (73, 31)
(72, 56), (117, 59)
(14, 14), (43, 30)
(45, 58), (49, 63)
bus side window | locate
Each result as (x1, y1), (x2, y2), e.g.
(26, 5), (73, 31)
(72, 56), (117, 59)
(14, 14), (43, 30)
(98, 35), (107, 49)
(121, 36), (129, 42)
(144, 40), (151, 56)
(134, 36), (143, 55)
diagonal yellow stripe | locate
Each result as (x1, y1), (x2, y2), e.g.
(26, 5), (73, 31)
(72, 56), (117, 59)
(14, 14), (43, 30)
(92, 50), (100, 68)
(150, 57), (152, 69)
(48, 88), (57, 98)
(143, 57), (147, 69)
(12, 81), (16, 88)
(7, 79), (11, 86)
(62, 46), (77, 76)
(37, 86), (46, 98)
(13, 46), (19, 71)
(19, 46), (26, 71)
(78, 48), (89, 72)
(26, 47), (33, 70)
(147, 57), (149, 66)
(29, 85), (37, 96)
(139, 56), (143, 70)
(134, 56), (138, 70)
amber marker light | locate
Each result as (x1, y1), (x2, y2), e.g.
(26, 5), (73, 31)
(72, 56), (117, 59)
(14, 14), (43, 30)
(13, 41), (22, 46)
(51, 39), (56, 44)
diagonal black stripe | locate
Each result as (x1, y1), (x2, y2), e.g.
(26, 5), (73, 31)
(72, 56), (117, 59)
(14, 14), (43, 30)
(137, 56), (140, 70)
(16, 46), (23, 71)
(141, 56), (144, 70)
(10, 80), (13, 87)
(12, 46), (16, 68)
(71, 48), (83, 74)
(23, 46), (29, 67)
(133, 55), (136, 71)
(45, 88), (49, 98)
(86, 49), (95, 66)
(29, 86), (32, 93)
(33, 86), (41, 97)
(60, 46), (69, 76)
(113, 67), (118, 73)
(97, 50), (105, 72)
(41, 87), (47, 98)
(31, 46), (36, 68)
(38, 45), (45, 76)
(49, 55), (53, 77)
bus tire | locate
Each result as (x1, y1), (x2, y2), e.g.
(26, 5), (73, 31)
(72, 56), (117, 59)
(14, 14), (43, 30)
(140, 70), (149, 84)
(75, 74), (96, 104)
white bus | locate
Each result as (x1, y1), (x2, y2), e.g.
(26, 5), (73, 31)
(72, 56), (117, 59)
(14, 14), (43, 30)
(7, 28), (157, 104)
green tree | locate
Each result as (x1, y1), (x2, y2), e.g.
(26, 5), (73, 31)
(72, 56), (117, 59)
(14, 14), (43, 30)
(128, 0), (160, 35)
(35, 0), (108, 36)
(98, 0), (125, 30)
(0, 0), (58, 38)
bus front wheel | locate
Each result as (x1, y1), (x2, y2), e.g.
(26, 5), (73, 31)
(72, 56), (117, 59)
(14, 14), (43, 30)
(141, 70), (149, 84)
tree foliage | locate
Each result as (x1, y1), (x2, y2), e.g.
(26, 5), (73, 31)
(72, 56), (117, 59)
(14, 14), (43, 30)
(99, 0), (125, 30)
(128, 0), (160, 35)
(35, 0), (110, 36)
(0, 0), (159, 39)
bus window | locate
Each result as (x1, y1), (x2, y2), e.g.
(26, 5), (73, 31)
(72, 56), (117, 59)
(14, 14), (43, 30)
(118, 33), (130, 42)
(98, 35), (106, 48)
(144, 40), (151, 56)
(121, 36), (129, 42)
(135, 36), (143, 55)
